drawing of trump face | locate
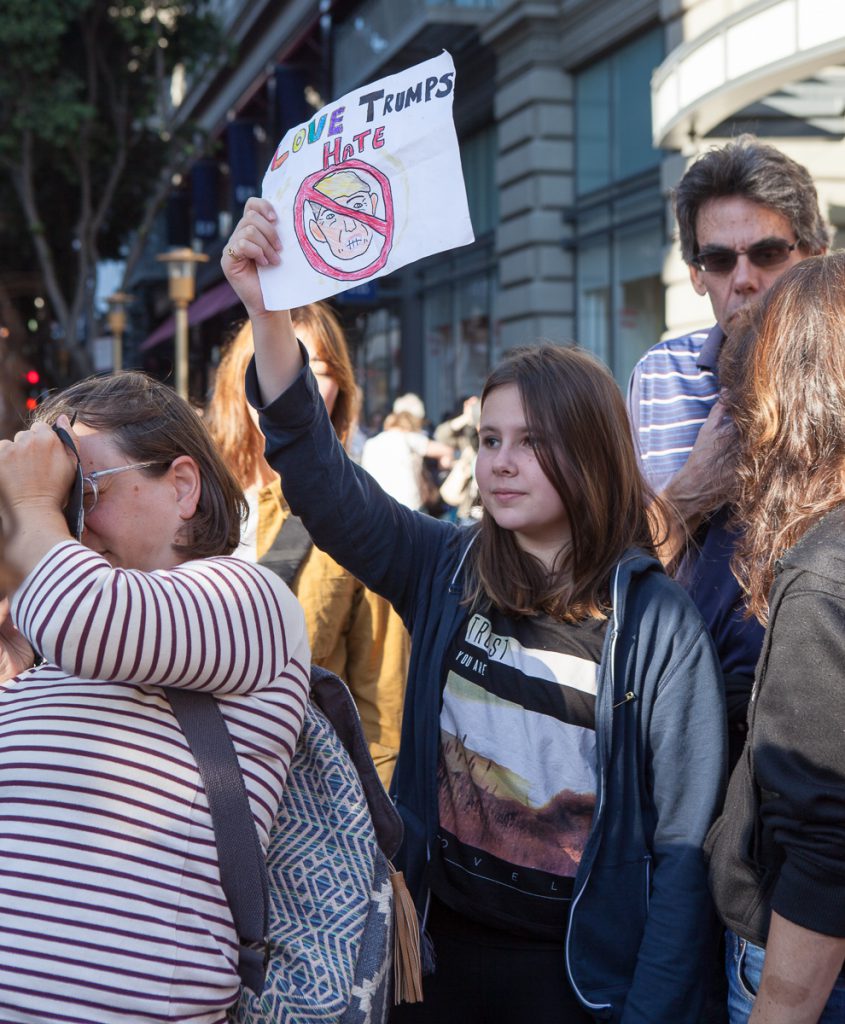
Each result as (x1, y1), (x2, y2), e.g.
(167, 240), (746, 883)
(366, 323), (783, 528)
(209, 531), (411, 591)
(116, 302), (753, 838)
(308, 170), (379, 261)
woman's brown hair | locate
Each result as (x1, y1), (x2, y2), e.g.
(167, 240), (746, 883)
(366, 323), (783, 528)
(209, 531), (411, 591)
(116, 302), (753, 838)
(466, 344), (660, 621)
(290, 302), (358, 446)
(720, 251), (845, 623)
(204, 322), (265, 489)
(205, 303), (358, 489)
(33, 371), (247, 559)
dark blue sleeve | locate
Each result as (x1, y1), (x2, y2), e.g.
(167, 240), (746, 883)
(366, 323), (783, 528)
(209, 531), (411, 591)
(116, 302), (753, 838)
(245, 348), (456, 627)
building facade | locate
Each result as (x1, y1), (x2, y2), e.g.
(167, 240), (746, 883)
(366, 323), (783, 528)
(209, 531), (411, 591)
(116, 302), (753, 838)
(134, 0), (845, 419)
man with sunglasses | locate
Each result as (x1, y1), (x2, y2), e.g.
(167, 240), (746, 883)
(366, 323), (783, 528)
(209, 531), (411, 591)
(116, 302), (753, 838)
(628, 135), (829, 771)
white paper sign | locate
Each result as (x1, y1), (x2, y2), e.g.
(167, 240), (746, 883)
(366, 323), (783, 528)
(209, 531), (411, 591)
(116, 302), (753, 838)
(258, 51), (475, 309)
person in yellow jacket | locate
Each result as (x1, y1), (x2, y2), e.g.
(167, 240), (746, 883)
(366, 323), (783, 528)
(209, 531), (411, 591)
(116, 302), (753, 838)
(206, 304), (409, 787)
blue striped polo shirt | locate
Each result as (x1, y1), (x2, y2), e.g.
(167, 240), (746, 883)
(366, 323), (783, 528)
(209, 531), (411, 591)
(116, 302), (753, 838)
(626, 325), (723, 492)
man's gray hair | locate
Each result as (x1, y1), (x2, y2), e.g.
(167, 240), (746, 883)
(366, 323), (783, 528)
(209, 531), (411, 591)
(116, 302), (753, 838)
(674, 134), (830, 264)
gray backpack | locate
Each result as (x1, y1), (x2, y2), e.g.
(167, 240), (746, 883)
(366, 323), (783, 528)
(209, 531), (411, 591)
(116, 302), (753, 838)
(167, 665), (418, 1024)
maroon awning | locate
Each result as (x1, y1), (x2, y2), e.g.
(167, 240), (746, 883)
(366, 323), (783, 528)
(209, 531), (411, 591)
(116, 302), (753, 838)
(139, 279), (243, 352)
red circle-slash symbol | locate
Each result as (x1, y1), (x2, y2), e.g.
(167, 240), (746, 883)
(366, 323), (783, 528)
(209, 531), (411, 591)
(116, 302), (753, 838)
(293, 160), (394, 281)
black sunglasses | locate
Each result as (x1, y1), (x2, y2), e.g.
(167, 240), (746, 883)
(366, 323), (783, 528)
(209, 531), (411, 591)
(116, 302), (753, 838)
(691, 239), (799, 274)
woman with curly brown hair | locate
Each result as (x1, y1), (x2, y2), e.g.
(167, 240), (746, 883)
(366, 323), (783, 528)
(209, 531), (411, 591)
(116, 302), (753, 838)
(707, 251), (845, 1023)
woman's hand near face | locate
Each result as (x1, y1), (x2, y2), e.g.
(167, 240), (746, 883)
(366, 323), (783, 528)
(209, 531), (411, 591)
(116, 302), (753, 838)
(0, 597), (34, 683)
(222, 197), (305, 407)
(0, 415), (78, 578)
(0, 417), (77, 513)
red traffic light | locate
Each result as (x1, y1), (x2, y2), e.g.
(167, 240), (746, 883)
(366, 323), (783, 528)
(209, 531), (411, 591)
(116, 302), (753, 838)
(26, 369), (40, 385)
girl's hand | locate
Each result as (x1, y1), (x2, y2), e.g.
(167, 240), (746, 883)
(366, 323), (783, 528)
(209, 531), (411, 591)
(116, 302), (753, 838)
(0, 415), (77, 516)
(222, 197), (283, 320)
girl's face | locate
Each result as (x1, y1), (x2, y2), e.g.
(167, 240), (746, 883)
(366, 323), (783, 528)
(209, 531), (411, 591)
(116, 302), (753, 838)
(296, 321), (339, 417)
(475, 383), (570, 570)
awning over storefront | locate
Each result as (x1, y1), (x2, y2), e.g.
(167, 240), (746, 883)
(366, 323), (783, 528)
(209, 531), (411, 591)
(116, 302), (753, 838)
(652, 0), (845, 149)
(139, 279), (242, 352)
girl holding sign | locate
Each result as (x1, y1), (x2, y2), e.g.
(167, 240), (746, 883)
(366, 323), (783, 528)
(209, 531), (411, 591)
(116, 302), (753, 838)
(223, 198), (726, 1024)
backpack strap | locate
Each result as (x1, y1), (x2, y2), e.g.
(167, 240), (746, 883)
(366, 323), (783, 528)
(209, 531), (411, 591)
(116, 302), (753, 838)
(310, 664), (404, 860)
(258, 511), (313, 588)
(165, 688), (269, 995)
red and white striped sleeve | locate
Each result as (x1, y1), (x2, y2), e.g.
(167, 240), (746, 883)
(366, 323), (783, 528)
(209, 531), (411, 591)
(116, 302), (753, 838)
(11, 540), (309, 696)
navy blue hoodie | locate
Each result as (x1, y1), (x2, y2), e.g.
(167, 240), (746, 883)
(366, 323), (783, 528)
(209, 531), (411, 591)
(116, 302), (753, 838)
(248, 353), (727, 1023)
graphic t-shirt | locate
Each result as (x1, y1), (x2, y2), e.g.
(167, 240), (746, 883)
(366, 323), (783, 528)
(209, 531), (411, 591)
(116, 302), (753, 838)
(428, 607), (607, 939)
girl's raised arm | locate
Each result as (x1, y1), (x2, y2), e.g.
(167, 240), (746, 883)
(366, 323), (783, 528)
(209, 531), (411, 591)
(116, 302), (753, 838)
(222, 197), (302, 406)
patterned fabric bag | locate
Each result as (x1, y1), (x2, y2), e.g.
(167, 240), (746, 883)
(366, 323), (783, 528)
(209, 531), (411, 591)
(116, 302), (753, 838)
(231, 697), (395, 1024)
(167, 666), (415, 1024)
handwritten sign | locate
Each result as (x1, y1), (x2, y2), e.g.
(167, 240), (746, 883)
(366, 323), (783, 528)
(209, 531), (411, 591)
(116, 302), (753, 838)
(258, 51), (475, 309)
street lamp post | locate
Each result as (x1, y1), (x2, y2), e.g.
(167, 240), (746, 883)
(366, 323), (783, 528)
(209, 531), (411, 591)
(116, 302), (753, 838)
(105, 291), (133, 373)
(156, 247), (209, 400)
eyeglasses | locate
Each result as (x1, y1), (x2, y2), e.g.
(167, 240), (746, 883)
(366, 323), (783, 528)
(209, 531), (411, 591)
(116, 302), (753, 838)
(691, 239), (799, 274)
(81, 462), (165, 516)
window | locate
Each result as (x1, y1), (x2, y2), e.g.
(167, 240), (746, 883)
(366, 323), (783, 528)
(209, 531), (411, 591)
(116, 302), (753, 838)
(423, 263), (496, 422)
(575, 28), (663, 196)
(576, 220), (664, 385)
(461, 125), (498, 236)
(574, 28), (665, 383)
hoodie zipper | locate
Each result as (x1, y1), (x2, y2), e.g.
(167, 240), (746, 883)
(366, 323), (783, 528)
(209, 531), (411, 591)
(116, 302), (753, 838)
(564, 565), (621, 1014)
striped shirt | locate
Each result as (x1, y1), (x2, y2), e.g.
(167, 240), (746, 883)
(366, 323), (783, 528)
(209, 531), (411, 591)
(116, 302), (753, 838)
(626, 325), (724, 491)
(1, 541), (310, 1024)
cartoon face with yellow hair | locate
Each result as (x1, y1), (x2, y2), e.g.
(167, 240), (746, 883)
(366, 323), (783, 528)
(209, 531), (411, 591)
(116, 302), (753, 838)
(308, 170), (379, 260)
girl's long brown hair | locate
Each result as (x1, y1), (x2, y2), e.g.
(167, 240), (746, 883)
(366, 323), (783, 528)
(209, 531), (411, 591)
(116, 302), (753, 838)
(465, 344), (662, 622)
(720, 252), (845, 624)
(206, 302), (357, 488)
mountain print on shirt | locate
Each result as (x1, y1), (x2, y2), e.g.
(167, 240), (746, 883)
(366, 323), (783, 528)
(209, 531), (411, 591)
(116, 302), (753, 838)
(438, 671), (596, 876)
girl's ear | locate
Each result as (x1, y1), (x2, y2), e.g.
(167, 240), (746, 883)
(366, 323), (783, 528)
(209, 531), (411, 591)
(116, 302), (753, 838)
(169, 455), (202, 521)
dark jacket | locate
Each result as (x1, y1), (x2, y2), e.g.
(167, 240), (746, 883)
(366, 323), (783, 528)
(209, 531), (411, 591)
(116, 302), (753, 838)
(707, 503), (845, 944)
(248, 353), (727, 1023)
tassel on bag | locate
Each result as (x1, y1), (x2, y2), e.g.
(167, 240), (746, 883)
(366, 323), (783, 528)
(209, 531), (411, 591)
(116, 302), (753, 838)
(389, 864), (423, 1004)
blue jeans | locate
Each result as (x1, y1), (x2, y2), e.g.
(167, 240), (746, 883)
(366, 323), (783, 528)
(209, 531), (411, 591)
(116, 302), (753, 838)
(726, 929), (845, 1023)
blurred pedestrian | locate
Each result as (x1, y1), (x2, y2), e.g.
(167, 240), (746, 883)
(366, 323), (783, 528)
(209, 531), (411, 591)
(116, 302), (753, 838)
(435, 396), (480, 523)
(362, 393), (453, 511)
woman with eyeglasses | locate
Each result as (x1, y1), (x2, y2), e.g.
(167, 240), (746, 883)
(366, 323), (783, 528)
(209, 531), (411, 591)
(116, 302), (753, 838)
(706, 252), (845, 1023)
(0, 371), (311, 1023)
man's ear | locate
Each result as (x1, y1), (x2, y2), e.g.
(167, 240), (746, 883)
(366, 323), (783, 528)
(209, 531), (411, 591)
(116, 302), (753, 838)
(309, 221), (326, 244)
(369, 193), (378, 216)
(689, 263), (708, 297)
(170, 456), (202, 522)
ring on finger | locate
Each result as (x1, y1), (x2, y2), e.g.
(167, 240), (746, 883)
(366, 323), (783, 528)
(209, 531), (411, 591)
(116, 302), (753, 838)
(226, 244), (243, 261)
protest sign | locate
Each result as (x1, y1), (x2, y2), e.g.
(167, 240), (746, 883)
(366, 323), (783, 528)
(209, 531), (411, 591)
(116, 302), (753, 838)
(258, 51), (475, 309)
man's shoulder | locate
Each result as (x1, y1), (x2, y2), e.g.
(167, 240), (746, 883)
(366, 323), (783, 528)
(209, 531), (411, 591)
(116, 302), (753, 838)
(635, 327), (714, 371)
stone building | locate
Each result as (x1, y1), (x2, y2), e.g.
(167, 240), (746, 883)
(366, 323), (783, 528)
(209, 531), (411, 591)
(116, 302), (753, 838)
(136, 0), (845, 418)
